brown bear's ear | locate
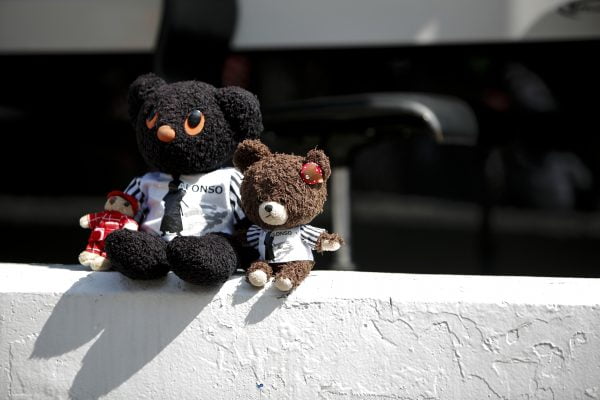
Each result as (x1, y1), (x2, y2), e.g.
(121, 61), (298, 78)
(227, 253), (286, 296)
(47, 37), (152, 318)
(233, 139), (271, 173)
(128, 73), (166, 124)
(305, 149), (331, 182)
(216, 86), (263, 141)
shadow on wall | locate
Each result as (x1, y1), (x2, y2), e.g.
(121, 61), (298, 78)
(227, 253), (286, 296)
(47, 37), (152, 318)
(29, 273), (219, 400)
(231, 280), (289, 325)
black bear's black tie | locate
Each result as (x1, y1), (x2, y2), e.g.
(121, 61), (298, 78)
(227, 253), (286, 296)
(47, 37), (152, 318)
(264, 231), (275, 261)
(160, 175), (185, 235)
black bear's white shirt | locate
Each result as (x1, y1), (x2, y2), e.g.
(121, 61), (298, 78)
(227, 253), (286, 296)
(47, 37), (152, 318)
(124, 167), (244, 241)
(246, 225), (325, 263)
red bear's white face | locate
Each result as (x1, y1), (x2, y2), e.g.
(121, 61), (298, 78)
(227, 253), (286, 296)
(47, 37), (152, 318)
(104, 196), (135, 217)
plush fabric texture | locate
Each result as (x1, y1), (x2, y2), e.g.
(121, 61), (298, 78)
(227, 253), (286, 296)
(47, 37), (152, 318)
(232, 137), (272, 173)
(105, 229), (170, 280)
(315, 232), (344, 252)
(106, 73), (263, 284)
(167, 234), (240, 285)
(233, 139), (344, 290)
(247, 260), (273, 280)
(274, 260), (315, 289)
(248, 260), (315, 290)
(234, 140), (330, 231)
(129, 73), (263, 175)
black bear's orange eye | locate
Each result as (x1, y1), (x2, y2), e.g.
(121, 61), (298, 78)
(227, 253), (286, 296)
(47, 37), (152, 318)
(146, 108), (158, 129)
(184, 109), (205, 136)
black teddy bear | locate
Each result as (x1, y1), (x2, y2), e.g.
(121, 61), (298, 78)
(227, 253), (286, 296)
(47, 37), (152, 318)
(105, 73), (262, 285)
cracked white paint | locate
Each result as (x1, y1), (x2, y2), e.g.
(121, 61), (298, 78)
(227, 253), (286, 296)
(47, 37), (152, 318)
(1, 263), (600, 399)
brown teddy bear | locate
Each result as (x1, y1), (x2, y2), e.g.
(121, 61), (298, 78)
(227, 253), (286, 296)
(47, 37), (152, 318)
(79, 191), (139, 271)
(233, 139), (344, 291)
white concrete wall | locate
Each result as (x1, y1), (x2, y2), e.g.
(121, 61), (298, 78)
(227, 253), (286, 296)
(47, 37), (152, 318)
(1, 263), (600, 400)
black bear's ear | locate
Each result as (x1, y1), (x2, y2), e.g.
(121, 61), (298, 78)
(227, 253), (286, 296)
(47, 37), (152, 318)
(233, 139), (271, 173)
(128, 73), (166, 123)
(216, 86), (263, 140)
(305, 149), (331, 182)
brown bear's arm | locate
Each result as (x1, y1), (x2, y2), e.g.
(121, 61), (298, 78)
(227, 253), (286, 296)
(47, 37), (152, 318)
(315, 232), (344, 253)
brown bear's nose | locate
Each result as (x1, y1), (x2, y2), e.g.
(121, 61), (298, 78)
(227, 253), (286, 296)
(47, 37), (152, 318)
(264, 204), (273, 212)
(157, 125), (176, 143)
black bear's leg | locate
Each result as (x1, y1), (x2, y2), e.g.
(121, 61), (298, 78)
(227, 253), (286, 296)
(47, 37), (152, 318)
(105, 230), (170, 280)
(167, 233), (240, 285)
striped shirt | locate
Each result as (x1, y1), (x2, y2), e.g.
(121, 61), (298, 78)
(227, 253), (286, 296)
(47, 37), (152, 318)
(247, 224), (325, 263)
(124, 167), (245, 240)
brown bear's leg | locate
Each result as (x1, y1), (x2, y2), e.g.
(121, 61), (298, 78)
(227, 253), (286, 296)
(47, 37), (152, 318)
(274, 261), (315, 292)
(246, 261), (273, 287)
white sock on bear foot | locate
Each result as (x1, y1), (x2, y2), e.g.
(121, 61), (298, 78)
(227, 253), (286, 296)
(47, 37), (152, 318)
(248, 270), (268, 287)
(90, 256), (111, 271)
(274, 277), (293, 292)
(78, 251), (96, 267)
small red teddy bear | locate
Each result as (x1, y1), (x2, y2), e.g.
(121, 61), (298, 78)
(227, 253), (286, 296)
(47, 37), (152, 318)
(79, 191), (139, 271)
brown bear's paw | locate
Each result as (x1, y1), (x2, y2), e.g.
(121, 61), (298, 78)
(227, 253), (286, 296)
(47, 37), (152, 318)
(246, 261), (273, 287)
(316, 232), (344, 252)
(273, 260), (314, 292)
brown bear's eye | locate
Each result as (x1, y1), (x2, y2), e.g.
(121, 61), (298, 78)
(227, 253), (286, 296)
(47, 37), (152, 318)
(146, 109), (158, 129)
(184, 109), (205, 136)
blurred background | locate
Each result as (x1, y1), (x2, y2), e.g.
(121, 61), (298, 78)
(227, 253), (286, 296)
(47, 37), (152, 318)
(1, 0), (600, 277)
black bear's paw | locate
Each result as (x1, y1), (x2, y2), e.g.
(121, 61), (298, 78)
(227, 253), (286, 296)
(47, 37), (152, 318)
(167, 234), (240, 285)
(105, 230), (170, 280)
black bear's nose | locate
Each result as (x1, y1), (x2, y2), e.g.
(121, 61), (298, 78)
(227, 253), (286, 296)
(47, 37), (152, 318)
(264, 204), (273, 212)
(157, 125), (176, 143)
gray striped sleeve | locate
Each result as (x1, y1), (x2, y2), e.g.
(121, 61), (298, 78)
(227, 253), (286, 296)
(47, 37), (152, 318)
(124, 176), (145, 221)
(300, 225), (325, 249)
(229, 169), (246, 224)
(246, 225), (261, 249)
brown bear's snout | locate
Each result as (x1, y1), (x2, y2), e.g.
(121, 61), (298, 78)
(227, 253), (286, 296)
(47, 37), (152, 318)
(259, 201), (288, 226)
(157, 125), (176, 143)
